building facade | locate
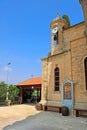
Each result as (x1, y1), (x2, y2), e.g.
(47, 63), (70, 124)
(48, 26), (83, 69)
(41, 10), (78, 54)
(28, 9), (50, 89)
(40, 1), (87, 114)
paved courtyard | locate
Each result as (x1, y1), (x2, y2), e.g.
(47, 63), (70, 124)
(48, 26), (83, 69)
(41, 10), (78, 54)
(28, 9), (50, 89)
(0, 104), (40, 130)
(0, 104), (87, 130)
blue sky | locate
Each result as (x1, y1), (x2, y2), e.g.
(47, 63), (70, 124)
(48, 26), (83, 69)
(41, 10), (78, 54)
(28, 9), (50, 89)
(0, 0), (84, 84)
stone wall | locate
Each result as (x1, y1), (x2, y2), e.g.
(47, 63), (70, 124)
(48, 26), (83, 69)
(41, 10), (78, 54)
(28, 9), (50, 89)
(41, 21), (87, 110)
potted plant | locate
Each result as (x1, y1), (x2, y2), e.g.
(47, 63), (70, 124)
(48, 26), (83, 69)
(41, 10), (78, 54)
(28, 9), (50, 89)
(61, 106), (69, 116)
(5, 99), (11, 106)
(35, 103), (43, 111)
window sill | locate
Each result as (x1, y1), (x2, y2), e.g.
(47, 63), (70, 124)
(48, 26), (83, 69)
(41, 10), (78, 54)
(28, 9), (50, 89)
(54, 91), (61, 94)
(84, 91), (87, 94)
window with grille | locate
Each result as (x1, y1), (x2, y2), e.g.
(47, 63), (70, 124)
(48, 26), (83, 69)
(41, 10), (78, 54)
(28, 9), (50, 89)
(54, 67), (59, 91)
(84, 57), (87, 90)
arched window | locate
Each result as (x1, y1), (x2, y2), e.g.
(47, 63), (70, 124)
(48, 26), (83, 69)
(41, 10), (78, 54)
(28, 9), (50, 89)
(54, 67), (59, 91)
(84, 57), (87, 90)
(54, 31), (58, 45)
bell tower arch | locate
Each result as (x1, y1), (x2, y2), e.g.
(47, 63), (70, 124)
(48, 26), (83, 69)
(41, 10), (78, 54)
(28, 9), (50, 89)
(50, 16), (68, 55)
(79, 0), (87, 21)
(79, 0), (87, 36)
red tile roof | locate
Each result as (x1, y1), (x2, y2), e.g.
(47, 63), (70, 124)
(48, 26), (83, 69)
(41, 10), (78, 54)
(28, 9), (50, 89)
(16, 77), (42, 86)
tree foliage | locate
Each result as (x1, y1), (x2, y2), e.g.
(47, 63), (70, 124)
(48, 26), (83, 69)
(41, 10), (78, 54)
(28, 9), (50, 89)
(0, 82), (19, 103)
(9, 85), (19, 102)
(0, 82), (7, 100)
(62, 14), (71, 27)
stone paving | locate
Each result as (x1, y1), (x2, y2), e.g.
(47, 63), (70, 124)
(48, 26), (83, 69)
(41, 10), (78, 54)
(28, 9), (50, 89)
(0, 104), (87, 130)
(0, 104), (40, 130)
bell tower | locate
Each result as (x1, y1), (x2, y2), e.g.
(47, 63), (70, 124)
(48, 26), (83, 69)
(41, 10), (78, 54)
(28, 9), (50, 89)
(50, 15), (68, 55)
(79, 0), (87, 36)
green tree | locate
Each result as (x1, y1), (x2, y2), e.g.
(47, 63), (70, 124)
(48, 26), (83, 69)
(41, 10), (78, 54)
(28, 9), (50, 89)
(62, 14), (71, 27)
(0, 82), (7, 102)
(9, 85), (19, 103)
(0, 82), (19, 104)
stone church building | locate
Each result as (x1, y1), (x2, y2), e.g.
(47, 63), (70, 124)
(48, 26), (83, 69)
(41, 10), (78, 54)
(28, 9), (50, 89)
(40, 0), (87, 114)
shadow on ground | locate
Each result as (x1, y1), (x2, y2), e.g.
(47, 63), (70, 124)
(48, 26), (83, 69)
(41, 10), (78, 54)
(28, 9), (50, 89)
(3, 111), (87, 130)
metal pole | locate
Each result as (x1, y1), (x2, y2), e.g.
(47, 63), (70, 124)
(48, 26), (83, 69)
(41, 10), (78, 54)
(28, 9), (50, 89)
(6, 62), (11, 100)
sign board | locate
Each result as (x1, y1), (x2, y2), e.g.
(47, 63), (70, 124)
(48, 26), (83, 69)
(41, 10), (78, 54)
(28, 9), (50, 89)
(62, 80), (74, 110)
